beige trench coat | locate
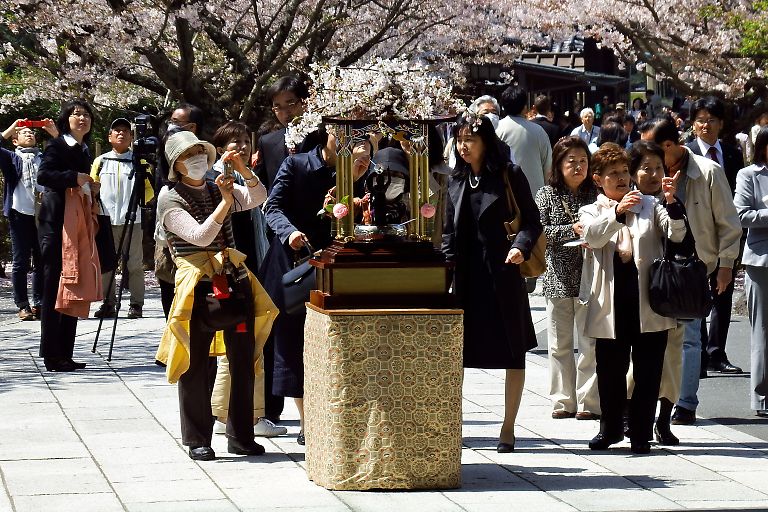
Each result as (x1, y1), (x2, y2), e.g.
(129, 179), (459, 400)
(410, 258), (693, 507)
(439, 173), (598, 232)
(578, 194), (686, 339)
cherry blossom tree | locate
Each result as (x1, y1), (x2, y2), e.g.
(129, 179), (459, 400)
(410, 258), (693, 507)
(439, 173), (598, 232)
(507, 0), (768, 98)
(0, 0), (533, 123)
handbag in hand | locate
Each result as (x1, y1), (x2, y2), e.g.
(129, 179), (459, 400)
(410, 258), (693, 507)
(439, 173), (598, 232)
(501, 168), (547, 278)
(648, 220), (712, 319)
(95, 200), (118, 273)
(281, 237), (317, 315)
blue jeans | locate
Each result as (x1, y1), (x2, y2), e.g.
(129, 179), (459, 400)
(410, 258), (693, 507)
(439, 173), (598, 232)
(677, 318), (702, 411)
(9, 209), (43, 309)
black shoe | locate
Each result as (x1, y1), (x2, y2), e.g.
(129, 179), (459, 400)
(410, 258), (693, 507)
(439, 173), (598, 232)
(44, 358), (78, 372)
(297, 430), (305, 446)
(671, 406), (696, 425)
(709, 360), (743, 374)
(94, 304), (116, 319)
(497, 436), (516, 453)
(588, 432), (623, 450)
(127, 304), (143, 319)
(654, 423), (679, 445)
(189, 446), (215, 460)
(68, 359), (87, 370)
(227, 438), (265, 456)
(630, 440), (651, 454)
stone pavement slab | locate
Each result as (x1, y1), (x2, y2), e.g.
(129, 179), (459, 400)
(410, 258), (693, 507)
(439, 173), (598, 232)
(0, 284), (767, 511)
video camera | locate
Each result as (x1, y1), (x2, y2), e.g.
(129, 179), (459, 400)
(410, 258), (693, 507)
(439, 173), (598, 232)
(132, 114), (158, 164)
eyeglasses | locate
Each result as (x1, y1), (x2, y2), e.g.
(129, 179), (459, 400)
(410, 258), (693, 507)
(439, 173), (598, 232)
(694, 117), (719, 125)
(70, 111), (91, 119)
(271, 100), (302, 113)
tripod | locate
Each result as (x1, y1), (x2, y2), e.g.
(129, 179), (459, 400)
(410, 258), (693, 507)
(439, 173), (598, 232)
(91, 146), (149, 361)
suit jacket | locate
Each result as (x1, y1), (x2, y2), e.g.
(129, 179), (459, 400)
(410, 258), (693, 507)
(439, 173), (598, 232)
(734, 163), (768, 267)
(686, 139), (743, 194)
(496, 116), (552, 195)
(531, 116), (560, 147)
(255, 128), (325, 192)
(255, 128), (288, 192)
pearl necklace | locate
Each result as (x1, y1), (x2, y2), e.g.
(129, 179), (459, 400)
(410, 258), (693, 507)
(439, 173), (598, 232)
(469, 174), (481, 189)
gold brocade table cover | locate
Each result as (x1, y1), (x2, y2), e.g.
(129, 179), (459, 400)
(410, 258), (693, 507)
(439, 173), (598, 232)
(303, 304), (464, 490)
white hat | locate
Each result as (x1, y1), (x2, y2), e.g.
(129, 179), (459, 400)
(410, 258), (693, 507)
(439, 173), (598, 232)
(165, 131), (216, 181)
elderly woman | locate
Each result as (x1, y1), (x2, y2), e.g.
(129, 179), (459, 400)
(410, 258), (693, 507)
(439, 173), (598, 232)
(579, 142), (686, 454)
(536, 136), (599, 420)
(156, 130), (273, 461)
(570, 108), (601, 146)
(625, 140), (690, 445)
(442, 113), (542, 453)
(734, 126), (768, 418)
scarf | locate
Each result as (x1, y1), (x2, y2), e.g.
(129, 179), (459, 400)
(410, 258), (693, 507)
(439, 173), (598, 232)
(15, 147), (41, 198)
(595, 194), (633, 263)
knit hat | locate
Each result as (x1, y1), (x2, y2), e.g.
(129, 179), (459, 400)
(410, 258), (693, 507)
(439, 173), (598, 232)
(164, 131), (216, 181)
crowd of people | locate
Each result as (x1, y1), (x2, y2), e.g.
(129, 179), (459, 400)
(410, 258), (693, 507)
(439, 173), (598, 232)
(1, 78), (767, 459)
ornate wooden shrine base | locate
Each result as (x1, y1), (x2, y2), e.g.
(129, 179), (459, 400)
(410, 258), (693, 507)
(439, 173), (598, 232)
(309, 239), (454, 310)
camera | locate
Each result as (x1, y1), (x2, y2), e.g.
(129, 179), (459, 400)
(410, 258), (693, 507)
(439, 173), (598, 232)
(17, 120), (46, 128)
(132, 114), (157, 161)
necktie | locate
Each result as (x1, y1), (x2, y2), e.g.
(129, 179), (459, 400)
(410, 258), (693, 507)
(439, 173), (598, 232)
(706, 146), (719, 164)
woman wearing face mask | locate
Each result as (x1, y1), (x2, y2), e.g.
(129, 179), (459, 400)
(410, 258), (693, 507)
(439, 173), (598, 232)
(261, 128), (372, 446)
(155, 130), (275, 461)
(579, 142), (685, 454)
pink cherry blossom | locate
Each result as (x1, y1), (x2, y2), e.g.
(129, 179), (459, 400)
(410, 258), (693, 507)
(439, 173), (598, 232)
(420, 203), (436, 219)
(332, 203), (349, 219)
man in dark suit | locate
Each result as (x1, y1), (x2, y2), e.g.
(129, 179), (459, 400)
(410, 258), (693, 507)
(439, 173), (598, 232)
(255, 76), (312, 192)
(531, 95), (560, 148)
(686, 96), (745, 376)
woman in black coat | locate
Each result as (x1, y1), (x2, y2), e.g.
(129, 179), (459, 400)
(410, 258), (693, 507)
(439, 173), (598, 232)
(37, 100), (98, 371)
(261, 129), (372, 444)
(442, 113), (542, 453)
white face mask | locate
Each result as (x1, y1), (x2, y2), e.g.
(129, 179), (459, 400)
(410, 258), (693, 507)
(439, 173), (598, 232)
(484, 113), (499, 130)
(386, 176), (406, 201)
(181, 153), (209, 180)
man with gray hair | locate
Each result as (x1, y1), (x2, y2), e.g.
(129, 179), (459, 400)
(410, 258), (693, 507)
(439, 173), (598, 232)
(571, 108), (601, 146)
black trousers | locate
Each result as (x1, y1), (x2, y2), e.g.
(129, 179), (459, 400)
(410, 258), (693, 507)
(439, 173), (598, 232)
(179, 282), (256, 447)
(38, 220), (78, 360)
(596, 256), (668, 443)
(701, 266), (735, 364)
(263, 332), (285, 420)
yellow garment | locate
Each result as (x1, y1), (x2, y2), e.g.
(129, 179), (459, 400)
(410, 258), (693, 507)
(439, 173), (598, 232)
(155, 248), (278, 384)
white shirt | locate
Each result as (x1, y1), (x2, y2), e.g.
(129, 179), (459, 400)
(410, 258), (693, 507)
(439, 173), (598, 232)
(695, 138), (724, 168)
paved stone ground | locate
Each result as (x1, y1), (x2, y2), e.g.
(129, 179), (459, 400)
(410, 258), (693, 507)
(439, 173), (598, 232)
(1, 276), (768, 511)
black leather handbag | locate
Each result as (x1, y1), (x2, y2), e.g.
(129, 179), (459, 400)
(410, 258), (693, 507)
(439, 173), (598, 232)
(197, 271), (252, 332)
(281, 238), (316, 316)
(648, 221), (712, 320)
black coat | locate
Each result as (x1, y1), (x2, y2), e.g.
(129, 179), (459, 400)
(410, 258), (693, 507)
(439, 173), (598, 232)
(686, 140), (743, 194)
(259, 146), (335, 397)
(37, 136), (92, 236)
(531, 116), (560, 147)
(442, 164), (541, 367)
(255, 128), (325, 192)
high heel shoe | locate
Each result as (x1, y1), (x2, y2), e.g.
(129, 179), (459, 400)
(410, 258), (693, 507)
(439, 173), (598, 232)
(44, 358), (77, 372)
(497, 438), (515, 453)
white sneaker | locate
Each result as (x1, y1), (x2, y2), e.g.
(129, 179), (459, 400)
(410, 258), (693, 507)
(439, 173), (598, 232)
(213, 420), (226, 435)
(254, 417), (287, 437)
